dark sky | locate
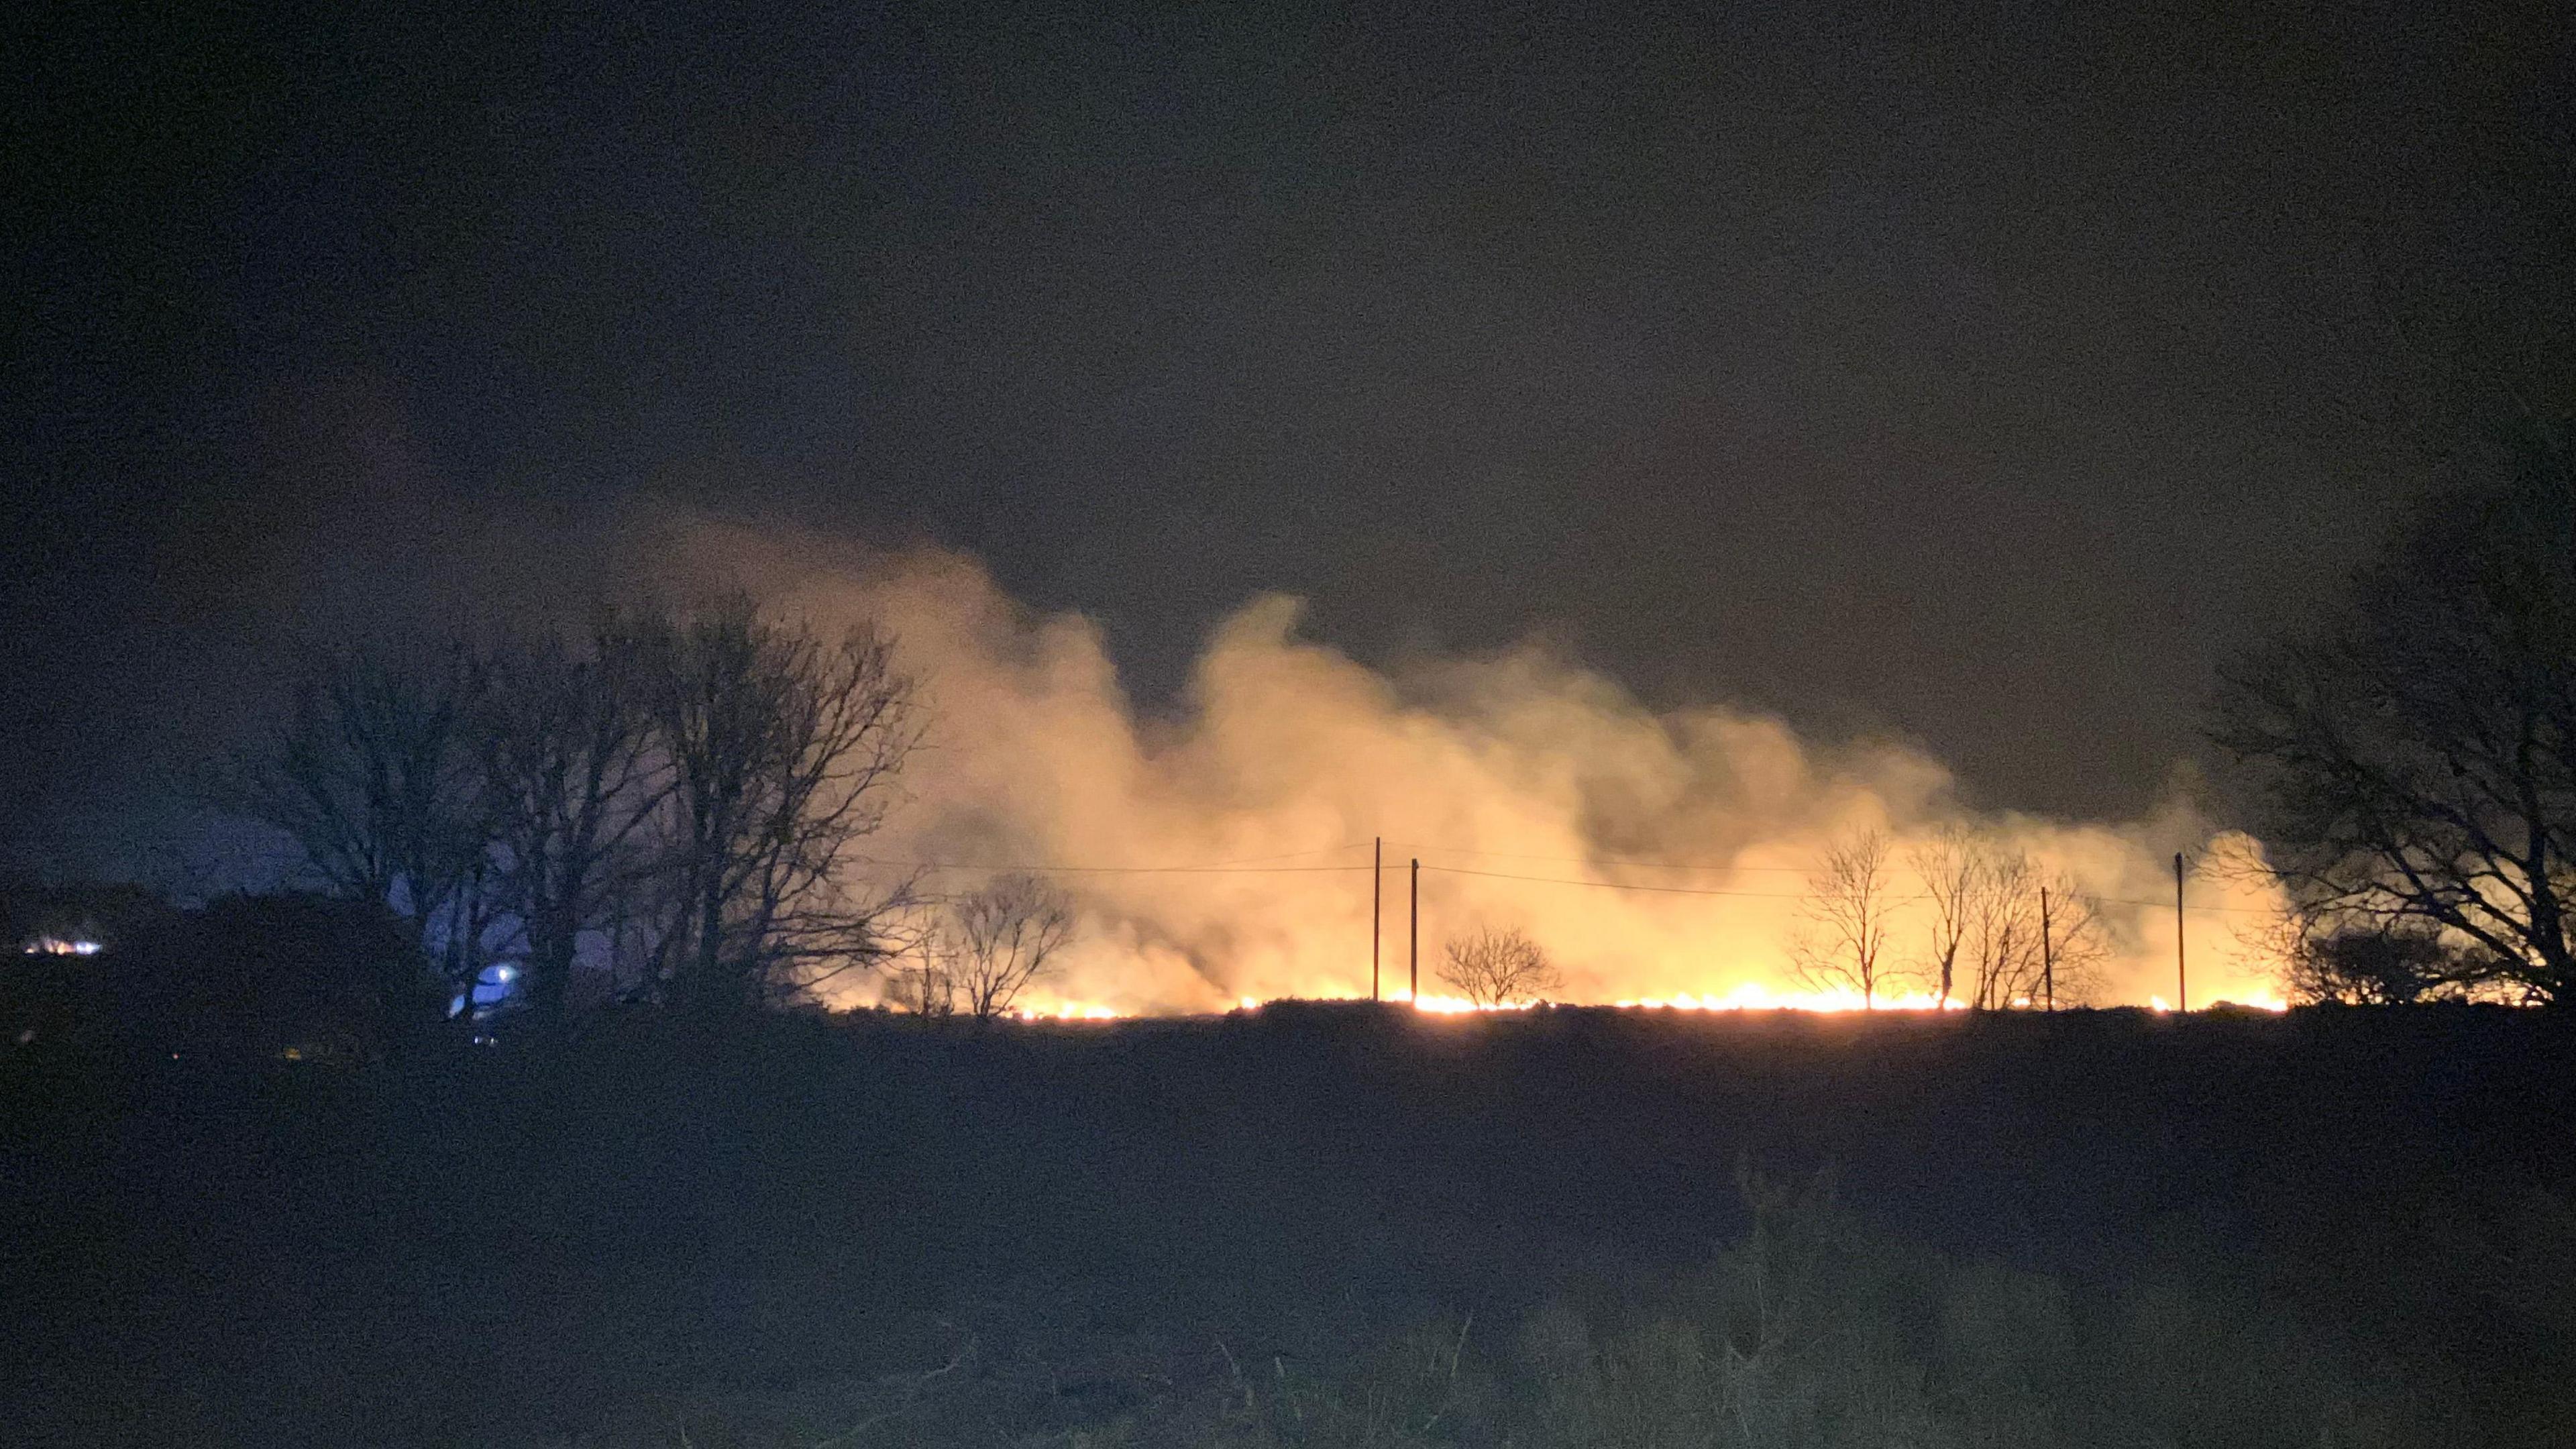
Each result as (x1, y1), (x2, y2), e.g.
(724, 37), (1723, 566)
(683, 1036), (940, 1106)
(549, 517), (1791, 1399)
(7, 1), (2572, 875)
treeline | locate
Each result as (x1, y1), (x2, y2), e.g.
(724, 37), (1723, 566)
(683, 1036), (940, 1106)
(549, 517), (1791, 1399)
(12, 422), (2573, 1045)
(197, 598), (922, 1026)
(40, 597), (1069, 1055)
(1786, 827), (2112, 1010)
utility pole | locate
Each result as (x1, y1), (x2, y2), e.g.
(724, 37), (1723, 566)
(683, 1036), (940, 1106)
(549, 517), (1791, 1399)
(1409, 857), (1420, 1002)
(1371, 837), (1382, 1002)
(2040, 885), (2054, 1014)
(2174, 851), (2188, 1013)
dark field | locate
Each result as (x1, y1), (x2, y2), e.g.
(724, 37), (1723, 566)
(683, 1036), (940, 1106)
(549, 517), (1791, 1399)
(8, 1004), (2575, 1446)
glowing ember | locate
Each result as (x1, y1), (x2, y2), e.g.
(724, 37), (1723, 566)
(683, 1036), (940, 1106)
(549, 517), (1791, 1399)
(1010, 1002), (1122, 1021)
(977, 982), (2298, 1022)
(1611, 982), (1960, 1012)
(1389, 983), (1972, 1014)
(2208, 993), (2293, 1013)
(1408, 993), (1539, 1013)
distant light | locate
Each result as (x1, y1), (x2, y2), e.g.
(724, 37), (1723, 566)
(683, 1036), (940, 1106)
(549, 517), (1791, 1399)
(23, 936), (102, 956)
(468, 963), (521, 1009)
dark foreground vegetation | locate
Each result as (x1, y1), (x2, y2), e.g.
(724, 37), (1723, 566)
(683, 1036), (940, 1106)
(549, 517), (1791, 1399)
(7, 1003), (2575, 1447)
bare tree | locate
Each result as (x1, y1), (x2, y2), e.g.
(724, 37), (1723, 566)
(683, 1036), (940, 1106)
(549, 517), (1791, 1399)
(934, 873), (1076, 1021)
(885, 955), (957, 1019)
(476, 612), (667, 1024)
(210, 642), (495, 1001)
(643, 600), (922, 1014)
(1916, 829), (2104, 1009)
(2033, 870), (2110, 1008)
(213, 599), (932, 1022)
(1791, 831), (1901, 1007)
(1962, 847), (2041, 1010)
(2214, 426), (2576, 1002)
(1909, 826), (1978, 1006)
(1438, 924), (1562, 1006)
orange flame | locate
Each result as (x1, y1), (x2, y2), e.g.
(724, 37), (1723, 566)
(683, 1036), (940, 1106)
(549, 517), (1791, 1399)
(1000, 983), (2295, 1021)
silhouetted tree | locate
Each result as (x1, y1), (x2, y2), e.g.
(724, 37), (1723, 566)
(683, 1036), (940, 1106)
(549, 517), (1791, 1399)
(2214, 425), (2576, 1002)
(1912, 832), (2104, 1009)
(1910, 826), (1978, 1006)
(641, 600), (921, 1014)
(1962, 847), (2042, 1010)
(2235, 895), (2487, 1006)
(2288, 924), (2479, 1006)
(936, 873), (1075, 1020)
(1438, 924), (1561, 1006)
(1792, 831), (1900, 1008)
(211, 643), (496, 996)
(477, 613), (667, 1023)
(886, 955), (957, 1019)
(2033, 867), (2110, 1008)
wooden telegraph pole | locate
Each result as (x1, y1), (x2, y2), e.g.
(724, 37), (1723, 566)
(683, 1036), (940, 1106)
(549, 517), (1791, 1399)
(2040, 885), (2054, 1014)
(2174, 851), (2188, 1013)
(1371, 837), (1382, 1002)
(1409, 857), (1421, 1002)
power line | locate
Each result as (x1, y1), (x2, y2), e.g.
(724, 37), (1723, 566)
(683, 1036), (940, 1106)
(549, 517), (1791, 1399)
(855, 841), (1373, 876)
(2080, 894), (2271, 915)
(1194, 843), (1375, 865)
(864, 859), (1373, 876)
(1387, 843), (1815, 872)
(1419, 864), (1818, 899)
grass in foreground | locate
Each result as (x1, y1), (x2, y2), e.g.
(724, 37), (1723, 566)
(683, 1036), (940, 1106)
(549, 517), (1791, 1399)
(548, 1168), (2467, 1449)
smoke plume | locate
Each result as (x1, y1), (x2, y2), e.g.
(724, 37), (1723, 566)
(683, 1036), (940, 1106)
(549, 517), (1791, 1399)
(633, 511), (2290, 1014)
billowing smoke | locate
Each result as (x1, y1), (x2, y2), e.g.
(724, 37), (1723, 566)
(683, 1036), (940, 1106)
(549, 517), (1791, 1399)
(631, 511), (2291, 1014)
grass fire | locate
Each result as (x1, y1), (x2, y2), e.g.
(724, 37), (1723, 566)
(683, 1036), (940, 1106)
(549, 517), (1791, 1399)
(12, 3), (2573, 1442)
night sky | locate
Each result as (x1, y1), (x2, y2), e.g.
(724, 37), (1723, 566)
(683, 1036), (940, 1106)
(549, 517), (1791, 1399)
(8, 1), (2572, 875)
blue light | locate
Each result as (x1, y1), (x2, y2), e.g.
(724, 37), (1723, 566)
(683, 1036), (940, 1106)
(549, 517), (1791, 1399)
(462, 963), (527, 1014)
